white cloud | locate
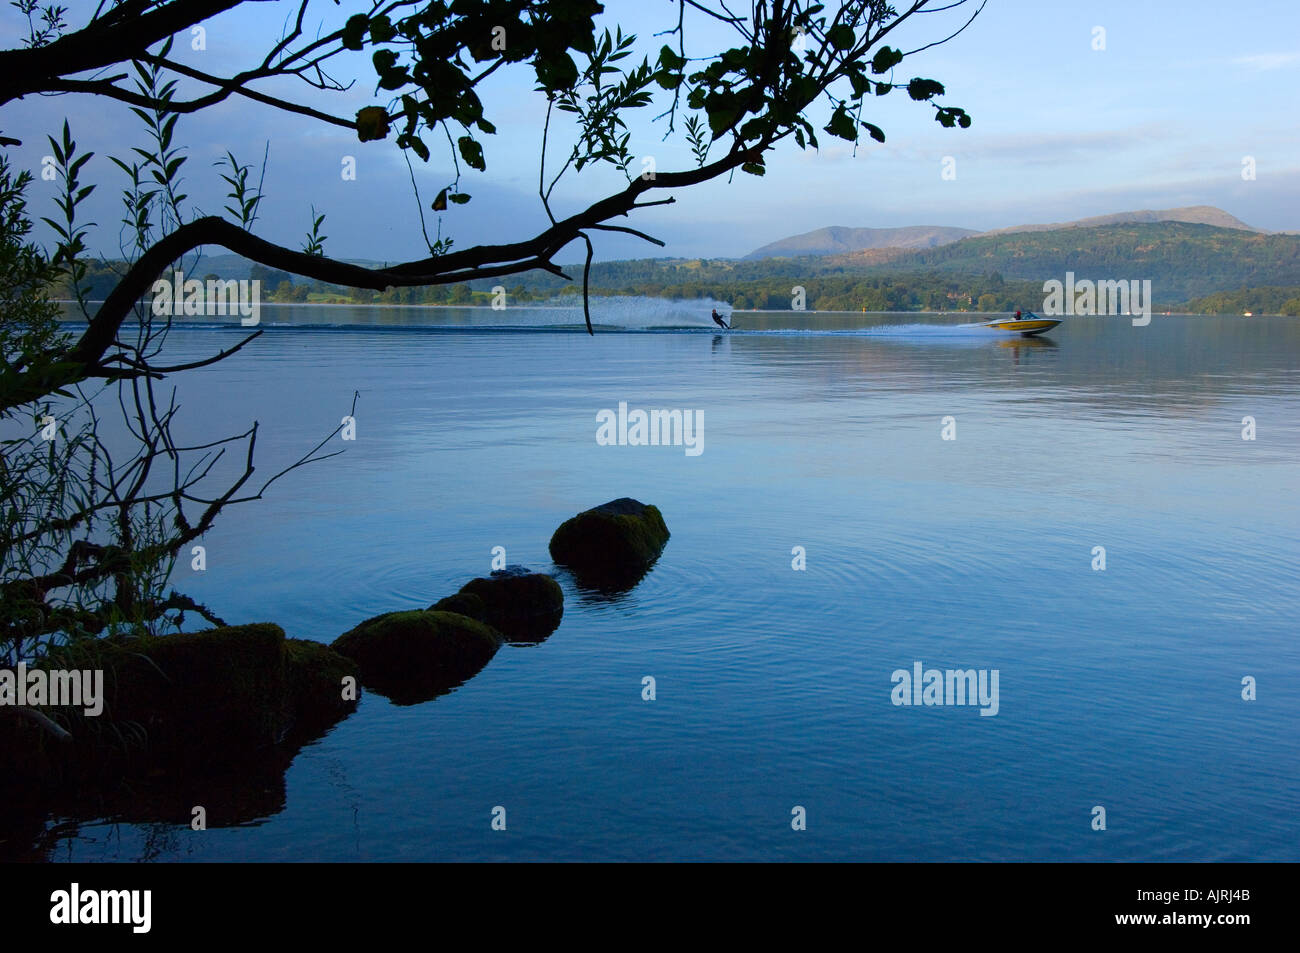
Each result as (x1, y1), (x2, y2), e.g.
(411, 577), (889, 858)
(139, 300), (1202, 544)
(1231, 52), (1300, 71)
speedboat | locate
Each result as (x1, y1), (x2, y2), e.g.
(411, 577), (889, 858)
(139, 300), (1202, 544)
(960, 310), (1061, 337)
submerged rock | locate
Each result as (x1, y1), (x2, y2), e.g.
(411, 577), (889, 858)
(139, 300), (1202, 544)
(549, 498), (670, 589)
(437, 565), (563, 643)
(331, 609), (502, 705)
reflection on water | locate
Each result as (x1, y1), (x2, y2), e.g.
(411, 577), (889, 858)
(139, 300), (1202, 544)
(13, 307), (1300, 861)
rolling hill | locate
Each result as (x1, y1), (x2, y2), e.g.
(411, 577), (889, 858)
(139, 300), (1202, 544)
(825, 222), (1300, 301)
(983, 205), (1261, 237)
(745, 206), (1267, 261)
(745, 225), (977, 260)
(59, 208), (1300, 310)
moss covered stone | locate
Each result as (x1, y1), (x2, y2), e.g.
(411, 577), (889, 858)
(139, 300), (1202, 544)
(93, 623), (292, 755)
(429, 591), (485, 619)
(331, 610), (502, 705)
(1, 623), (358, 791)
(283, 637), (359, 736)
(1, 624), (360, 850)
(549, 498), (670, 589)
(444, 565), (564, 643)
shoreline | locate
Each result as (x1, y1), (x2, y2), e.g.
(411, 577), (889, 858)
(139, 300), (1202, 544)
(51, 302), (1243, 321)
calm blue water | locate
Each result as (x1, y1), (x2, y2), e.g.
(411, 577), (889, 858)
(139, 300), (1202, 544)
(31, 304), (1300, 860)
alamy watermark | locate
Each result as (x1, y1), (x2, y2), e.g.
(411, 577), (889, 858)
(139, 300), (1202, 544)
(596, 401), (703, 456)
(151, 269), (261, 326)
(1042, 272), (1152, 326)
(50, 883), (150, 933)
(891, 661), (999, 716)
(0, 663), (103, 716)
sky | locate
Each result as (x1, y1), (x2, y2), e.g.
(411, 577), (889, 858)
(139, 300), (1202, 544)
(3, 0), (1298, 264)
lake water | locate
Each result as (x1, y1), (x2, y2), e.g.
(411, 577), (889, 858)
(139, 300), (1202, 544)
(16, 303), (1300, 860)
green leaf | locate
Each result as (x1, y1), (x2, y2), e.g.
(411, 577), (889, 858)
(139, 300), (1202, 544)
(457, 136), (485, 171)
(656, 71), (684, 90)
(938, 108), (973, 129)
(369, 15), (395, 43)
(342, 14), (368, 51)
(827, 24), (855, 51)
(707, 110), (738, 136)
(907, 78), (945, 101)
(823, 106), (857, 142)
(535, 52), (579, 91)
(741, 160), (765, 176)
(861, 121), (885, 143)
(658, 45), (686, 70)
(355, 106), (391, 142)
(449, 192), (471, 204)
(871, 45), (903, 74)
(721, 47), (747, 69)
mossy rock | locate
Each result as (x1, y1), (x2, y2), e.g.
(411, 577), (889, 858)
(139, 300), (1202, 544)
(331, 610), (502, 706)
(2, 624), (358, 785)
(429, 591), (485, 620)
(444, 566), (564, 643)
(549, 498), (669, 589)
(99, 623), (292, 755)
(284, 638), (360, 737)
(1, 624), (361, 848)
(0, 709), (68, 821)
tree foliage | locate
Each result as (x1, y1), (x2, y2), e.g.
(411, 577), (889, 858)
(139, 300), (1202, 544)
(1, 0), (981, 653)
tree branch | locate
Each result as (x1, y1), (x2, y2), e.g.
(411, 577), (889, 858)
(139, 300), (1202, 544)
(0, 0), (244, 106)
(39, 141), (764, 396)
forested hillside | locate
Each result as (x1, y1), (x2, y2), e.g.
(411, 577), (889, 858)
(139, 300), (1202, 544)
(50, 224), (1300, 313)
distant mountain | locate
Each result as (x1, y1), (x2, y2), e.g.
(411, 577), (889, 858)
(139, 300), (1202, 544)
(479, 220), (1300, 305)
(744, 225), (977, 260)
(745, 206), (1266, 261)
(82, 208), (1295, 307)
(827, 221), (1300, 301)
(986, 205), (1261, 236)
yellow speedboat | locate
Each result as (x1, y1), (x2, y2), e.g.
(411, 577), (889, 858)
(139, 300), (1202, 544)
(962, 311), (1061, 337)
